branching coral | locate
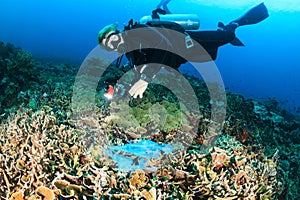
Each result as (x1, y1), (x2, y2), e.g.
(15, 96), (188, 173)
(0, 99), (285, 199)
(185, 135), (279, 199)
(0, 110), (87, 199)
(0, 43), (297, 199)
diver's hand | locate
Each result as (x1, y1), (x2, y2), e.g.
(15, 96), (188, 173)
(129, 79), (148, 98)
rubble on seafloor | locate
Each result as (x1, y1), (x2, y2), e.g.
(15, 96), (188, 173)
(0, 41), (299, 199)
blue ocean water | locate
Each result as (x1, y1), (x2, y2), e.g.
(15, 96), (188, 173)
(1, 0), (300, 115)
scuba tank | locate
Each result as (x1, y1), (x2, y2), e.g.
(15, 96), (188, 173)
(140, 13), (200, 30)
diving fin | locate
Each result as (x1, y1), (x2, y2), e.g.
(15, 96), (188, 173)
(218, 21), (238, 33)
(231, 2), (269, 26)
(218, 3), (269, 47)
(218, 22), (245, 46)
(230, 37), (245, 46)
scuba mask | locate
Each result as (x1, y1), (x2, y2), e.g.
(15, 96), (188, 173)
(104, 31), (122, 51)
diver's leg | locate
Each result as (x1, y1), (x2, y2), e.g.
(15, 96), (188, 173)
(157, 0), (172, 14)
(232, 3), (269, 26)
(156, 0), (164, 8)
(163, 0), (172, 14)
(186, 31), (236, 61)
(157, 0), (170, 8)
(163, 4), (171, 14)
(218, 2), (269, 32)
(217, 3), (268, 46)
(188, 31), (235, 48)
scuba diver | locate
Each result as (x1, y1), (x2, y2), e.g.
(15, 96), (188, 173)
(98, 1), (269, 98)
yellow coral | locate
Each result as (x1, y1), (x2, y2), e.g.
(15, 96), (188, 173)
(141, 187), (156, 200)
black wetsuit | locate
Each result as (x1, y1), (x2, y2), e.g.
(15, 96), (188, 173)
(121, 22), (235, 82)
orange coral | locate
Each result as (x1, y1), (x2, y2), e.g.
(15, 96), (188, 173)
(211, 152), (230, 170)
(239, 129), (252, 143)
(215, 162), (224, 170)
(79, 154), (87, 164)
(9, 191), (23, 200)
(196, 136), (204, 144)
(36, 186), (55, 200)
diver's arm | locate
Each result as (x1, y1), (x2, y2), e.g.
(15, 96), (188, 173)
(128, 25), (173, 81)
(127, 25), (173, 98)
(128, 54), (170, 99)
(128, 63), (158, 98)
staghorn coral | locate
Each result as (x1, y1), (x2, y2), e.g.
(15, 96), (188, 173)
(1, 42), (299, 199)
(0, 105), (282, 199)
(0, 110), (87, 199)
(185, 135), (279, 199)
(0, 87), (291, 200)
(0, 103), (286, 199)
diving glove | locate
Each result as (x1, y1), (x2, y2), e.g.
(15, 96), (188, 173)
(128, 79), (149, 98)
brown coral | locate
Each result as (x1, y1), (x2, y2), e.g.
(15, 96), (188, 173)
(211, 150), (230, 170)
(53, 179), (69, 190)
(129, 170), (149, 190)
(36, 186), (55, 200)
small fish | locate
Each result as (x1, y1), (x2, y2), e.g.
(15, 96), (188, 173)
(104, 85), (114, 100)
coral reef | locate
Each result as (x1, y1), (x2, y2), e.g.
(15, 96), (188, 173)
(108, 100), (189, 133)
(0, 109), (281, 199)
(0, 110), (87, 198)
(0, 42), (299, 199)
(0, 41), (36, 113)
(0, 41), (77, 123)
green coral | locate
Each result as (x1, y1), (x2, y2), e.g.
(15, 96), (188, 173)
(110, 100), (188, 133)
(28, 98), (38, 110)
